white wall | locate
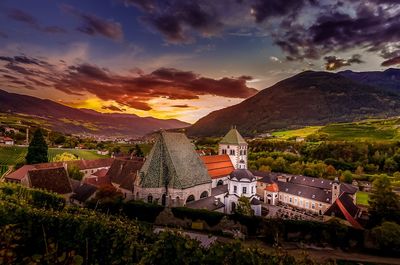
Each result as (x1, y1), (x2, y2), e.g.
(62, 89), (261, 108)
(228, 179), (257, 198)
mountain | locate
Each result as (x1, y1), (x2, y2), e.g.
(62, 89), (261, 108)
(339, 68), (400, 94)
(0, 89), (189, 137)
(187, 71), (400, 137)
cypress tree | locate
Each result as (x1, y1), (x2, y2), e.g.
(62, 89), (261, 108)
(26, 128), (48, 164)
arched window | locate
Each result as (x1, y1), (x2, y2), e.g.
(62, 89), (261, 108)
(200, 191), (208, 198)
(217, 180), (223, 186)
(176, 196), (181, 206)
(161, 194), (167, 206)
(147, 194), (153, 203)
(231, 202), (236, 213)
(186, 195), (195, 203)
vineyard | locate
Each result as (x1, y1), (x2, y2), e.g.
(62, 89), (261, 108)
(0, 146), (107, 165)
(0, 165), (9, 178)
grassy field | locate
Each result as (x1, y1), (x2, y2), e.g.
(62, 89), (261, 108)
(0, 146), (107, 165)
(271, 117), (400, 141)
(271, 126), (322, 139)
(356, 191), (370, 206)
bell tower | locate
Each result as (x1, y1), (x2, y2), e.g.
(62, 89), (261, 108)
(218, 126), (247, 169)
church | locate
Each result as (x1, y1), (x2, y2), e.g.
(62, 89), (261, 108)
(130, 128), (262, 215)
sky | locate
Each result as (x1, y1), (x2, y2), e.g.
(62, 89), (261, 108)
(0, 0), (399, 123)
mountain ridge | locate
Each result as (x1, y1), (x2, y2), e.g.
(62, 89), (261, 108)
(187, 70), (400, 137)
(0, 89), (189, 137)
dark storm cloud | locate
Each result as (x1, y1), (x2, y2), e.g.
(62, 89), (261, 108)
(128, 0), (223, 43)
(7, 8), (67, 34)
(101, 105), (124, 112)
(381, 56), (400, 67)
(0, 55), (257, 111)
(324, 54), (364, 71)
(251, 0), (316, 23)
(171, 104), (190, 108)
(62, 5), (123, 41)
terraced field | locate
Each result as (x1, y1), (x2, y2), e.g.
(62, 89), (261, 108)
(271, 117), (400, 142)
(0, 146), (107, 165)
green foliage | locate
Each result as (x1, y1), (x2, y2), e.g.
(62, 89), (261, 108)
(371, 222), (400, 254)
(52, 152), (78, 162)
(134, 144), (144, 157)
(236, 196), (253, 216)
(68, 165), (84, 181)
(171, 207), (225, 227)
(123, 200), (164, 223)
(368, 175), (400, 226)
(26, 128), (48, 164)
(0, 165), (8, 177)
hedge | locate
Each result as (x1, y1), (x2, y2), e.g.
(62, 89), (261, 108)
(171, 207), (225, 227)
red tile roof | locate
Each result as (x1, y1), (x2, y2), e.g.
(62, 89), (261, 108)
(28, 167), (72, 194)
(84, 175), (112, 187)
(324, 193), (363, 229)
(92, 168), (108, 177)
(265, 183), (279, 192)
(4, 165), (35, 181)
(201, 155), (234, 179)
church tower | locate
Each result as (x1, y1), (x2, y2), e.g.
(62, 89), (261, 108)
(218, 127), (247, 169)
(331, 177), (341, 203)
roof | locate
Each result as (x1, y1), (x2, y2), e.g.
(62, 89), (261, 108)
(251, 197), (261, 205)
(106, 159), (144, 190)
(340, 183), (358, 195)
(230, 169), (256, 182)
(211, 184), (228, 196)
(186, 196), (225, 211)
(220, 128), (247, 145)
(277, 181), (332, 204)
(84, 175), (111, 187)
(92, 168), (108, 177)
(3, 137), (13, 141)
(265, 183), (279, 192)
(5, 165), (35, 181)
(70, 179), (81, 191)
(71, 183), (97, 202)
(32, 158), (114, 171)
(140, 131), (211, 189)
(324, 193), (362, 229)
(289, 175), (332, 189)
(201, 155), (234, 179)
(28, 167), (72, 194)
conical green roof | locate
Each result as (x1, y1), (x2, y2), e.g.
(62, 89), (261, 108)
(220, 128), (246, 145)
(139, 131), (211, 189)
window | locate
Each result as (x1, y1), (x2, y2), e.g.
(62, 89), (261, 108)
(300, 199), (303, 206)
(244, 150), (247, 155)
(222, 149), (227, 154)
(251, 186), (254, 193)
(289, 197), (292, 203)
(243, 187), (247, 194)
(294, 198), (298, 205)
(147, 195), (153, 203)
(239, 150), (243, 155)
(305, 201), (309, 208)
(234, 185), (237, 193)
(230, 149), (235, 155)
(200, 191), (208, 198)
(312, 203), (315, 209)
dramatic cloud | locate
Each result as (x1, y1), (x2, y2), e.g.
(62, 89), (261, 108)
(0, 55), (257, 111)
(62, 5), (123, 41)
(324, 54), (364, 71)
(127, 0), (223, 43)
(102, 105), (124, 112)
(7, 8), (66, 34)
(381, 56), (400, 67)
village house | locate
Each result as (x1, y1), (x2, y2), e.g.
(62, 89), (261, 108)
(0, 136), (14, 145)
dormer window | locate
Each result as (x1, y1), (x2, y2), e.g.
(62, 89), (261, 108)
(312, 194), (315, 199)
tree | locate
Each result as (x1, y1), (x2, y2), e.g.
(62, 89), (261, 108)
(384, 158), (398, 173)
(355, 165), (364, 176)
(68, 165), (84, 181)
(340, 170), (353, 184)
(236, 196), (253, 216)
(371, 222), (400, 254)
(134, 144), (144, 157)
(52, 152), (77, 162)
(25, 128), (48, 164)
(368, 175), (400, 226)
(326, 165), (337, 176)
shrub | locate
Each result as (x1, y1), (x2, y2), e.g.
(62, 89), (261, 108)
(123, 200), (164, 223)
(171, 207), (225, 227)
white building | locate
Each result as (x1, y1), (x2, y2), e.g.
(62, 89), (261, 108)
(218, 127), (248, 169)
